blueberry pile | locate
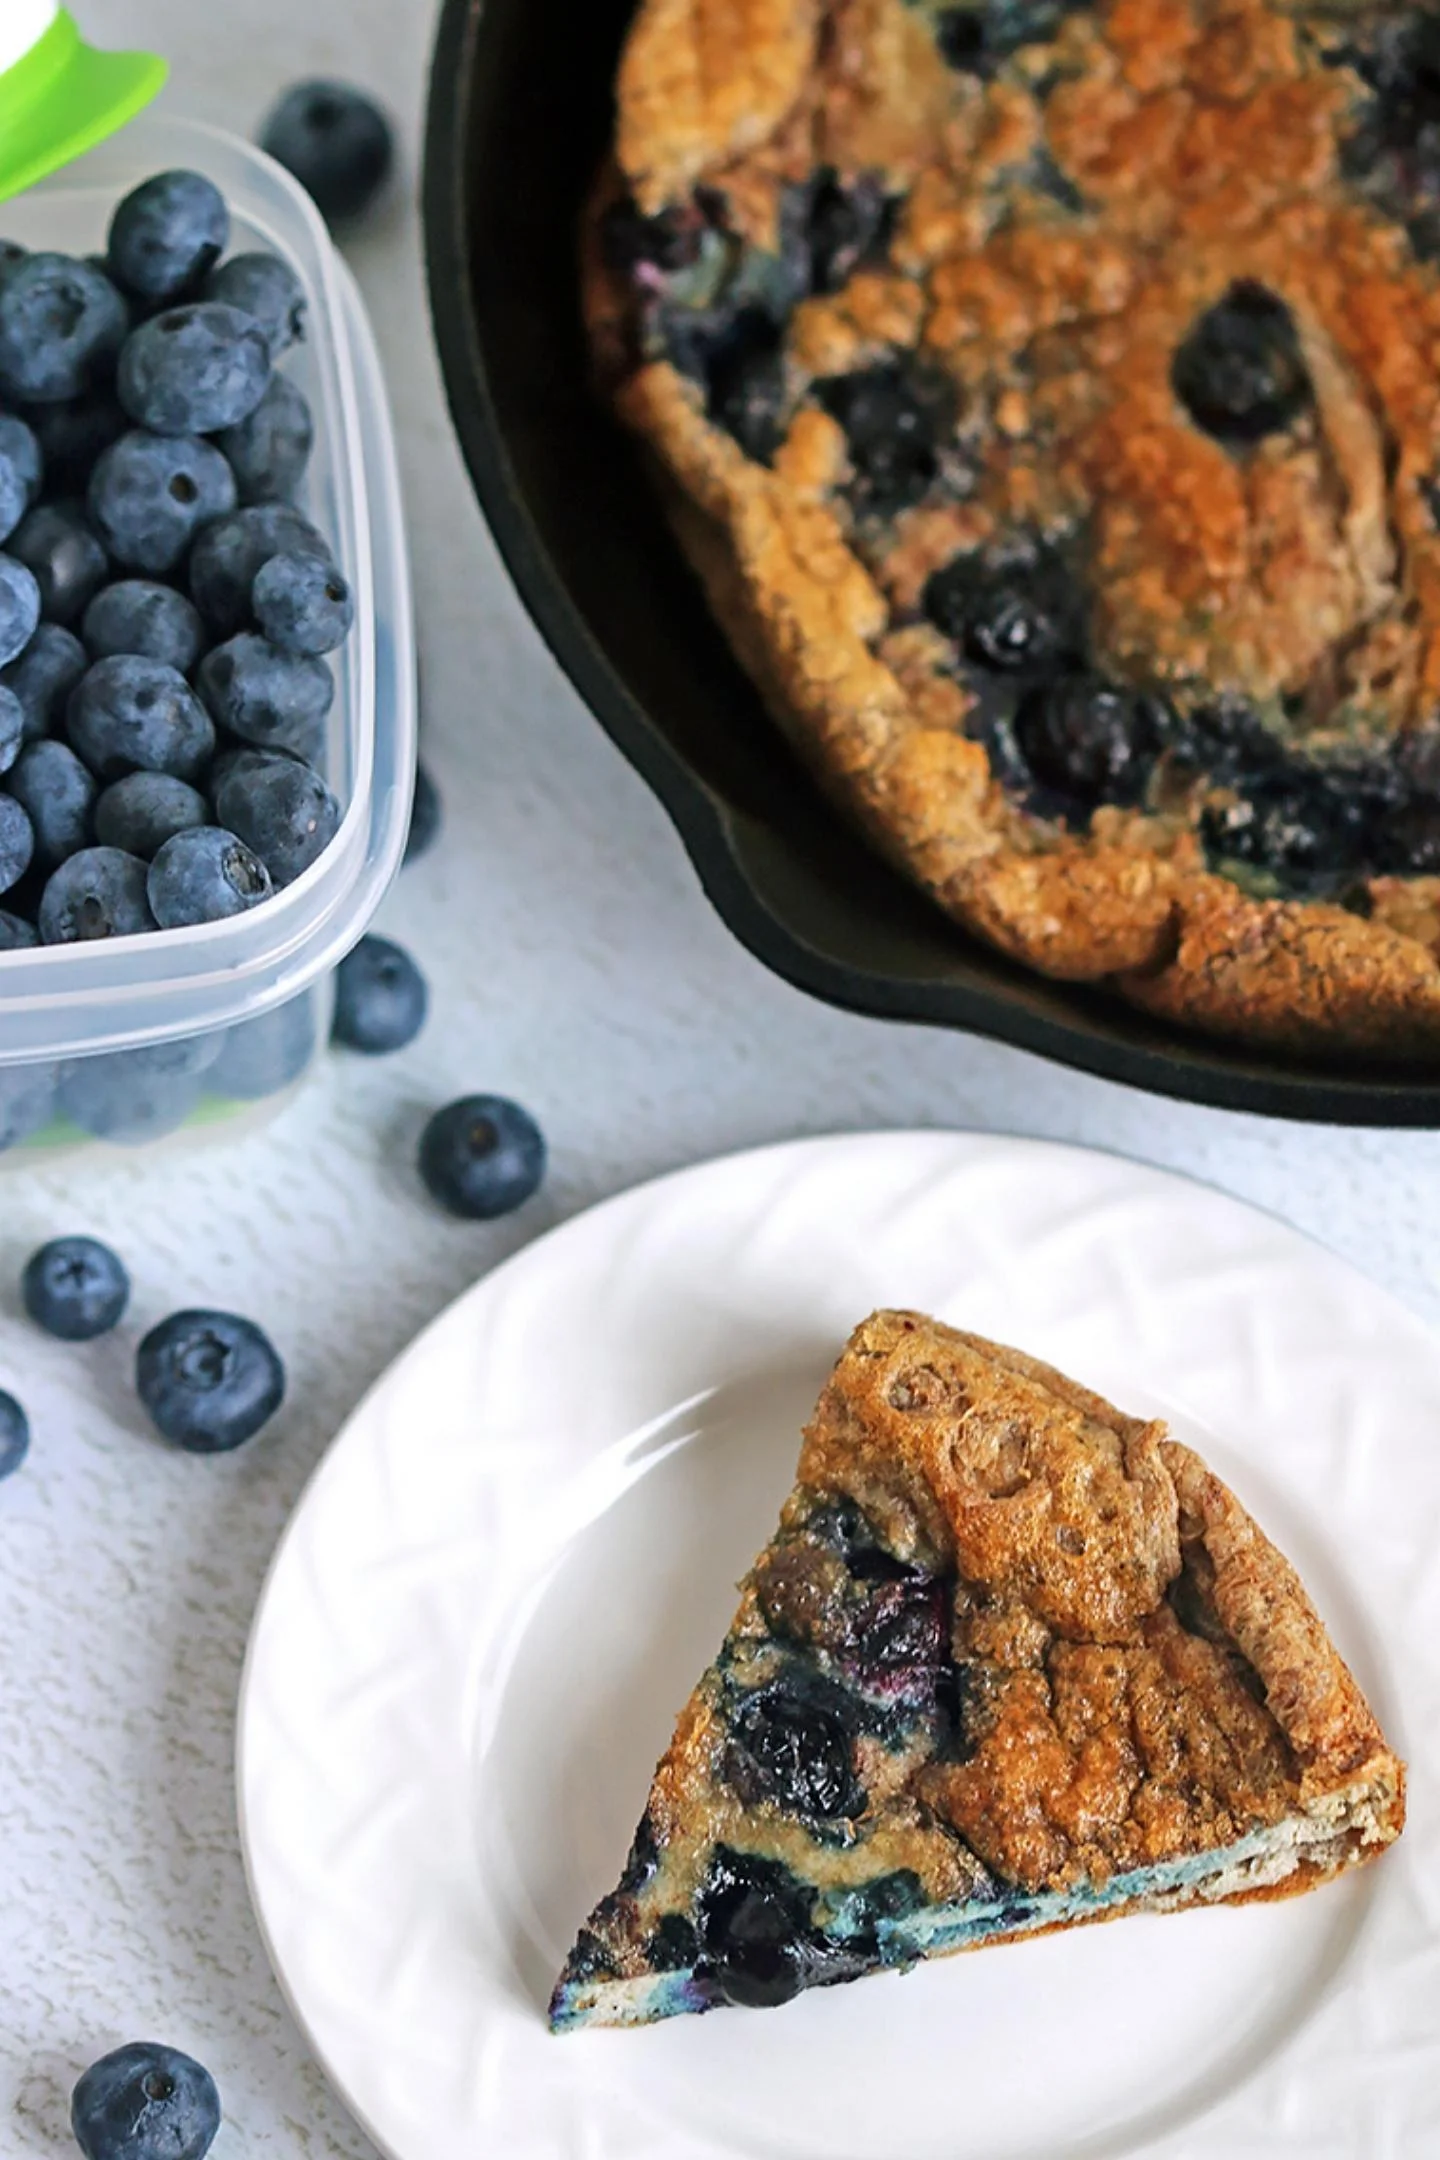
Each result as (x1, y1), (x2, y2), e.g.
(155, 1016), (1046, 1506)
(0, 167), (350, 948)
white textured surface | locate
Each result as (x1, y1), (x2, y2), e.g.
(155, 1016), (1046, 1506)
(0, 2), (1437, 2154)
(241, 1133), (1435, 2160)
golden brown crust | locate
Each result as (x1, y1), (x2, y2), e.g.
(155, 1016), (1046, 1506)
(618, 0), (824, 215)
(798, 1311), (1404, 1882)
(557, 1312), (1403, 2019)
(591, 0), (1440, 1058)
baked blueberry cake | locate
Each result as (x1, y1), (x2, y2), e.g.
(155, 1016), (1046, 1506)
(582, 0), (1440, 1056)
(550, 1311), (1404, 2028)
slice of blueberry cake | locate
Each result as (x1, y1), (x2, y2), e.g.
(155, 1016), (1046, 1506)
(583, 0), (1440, 1057)
(550, 1311), (1403, 2029)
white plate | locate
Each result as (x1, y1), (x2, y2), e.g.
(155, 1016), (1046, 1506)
(238, 1133), (1439, 2160)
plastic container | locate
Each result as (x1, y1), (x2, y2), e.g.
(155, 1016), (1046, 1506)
(0, 112), (416, 1153)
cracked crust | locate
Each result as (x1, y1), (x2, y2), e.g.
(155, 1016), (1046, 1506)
(806, 1312), (1403, 1883)
(587, 0), (1440, 1058)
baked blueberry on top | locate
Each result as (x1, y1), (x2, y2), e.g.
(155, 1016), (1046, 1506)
(585, 0), (1440, 1056)
(550, 1313), (1405, 2030)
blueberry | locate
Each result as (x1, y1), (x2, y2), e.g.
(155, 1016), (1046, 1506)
(118, 303), (271, 437)
(202, 251), (307, 359)
(649, 1913), (701, 1971)
(212, 373), (313, 504)
(107, 171), (229, 306)
(849, 1577), (950, 1696)
(71, 2041), (221, 2160)
(1012, 676), (1163, 810)
(0, 412), (41, 543)
(210, 993), (317, 1099)
(59, 1038), (217, 1143)
(0, 254), (127, 402)
(67, 656), (215, 782)
(252, 552), (354, 657)
(1173, 282), (1311, 446)
(7, 502), (108, 626)
(1336, 9), (1440, 225)
(83, 580), (206, 672)
(804, 170), (895, 294)
(600, 196), (704, 278)
(331, 934), (428, 1053)
(0, 684), (22, 775)
(8, 738), (96, 865)
(260, 80), (395, 223)
(0, 1390), (29, 1481)
(1375, 793), (1440, 875)
(1201, 766), (1377, 890)
(136, 1308), (284, 1452)
(39, 847), (155, 942)
(404, 758), (441, 864)
(0, 621), (87, 741)
(198, 631), (334, 757)
(89, 430), (237, 575)
(0, 1060), (55, 1146)
(0, 909), (37, 949)
(23, 1235), (130, 1340)
(189, 503), (333, 636)
(704, 309), (788, 462)
(0, 554), (41, 665)
(213, 748), (339, 886)
(727, 1684), (860, 1818)
(0, 792), (34, 891)
(95, 772), (208, 859)
(617, 1812), (661, 1894)
(418, 1094), (547, 1219)
(936, 0), (1076, 72)
(148, 825), (273, 927)
(23, 394), (127, 492)
(925, 545), (1085, 675)
(815, 362), (948, 514)
(699, 1850), (815, 2009)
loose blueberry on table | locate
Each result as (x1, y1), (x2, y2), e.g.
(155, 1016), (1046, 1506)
(260, 80), (394, 223)
(23, 1236), (130, 1341)
(403, 758), (442, 864)
(418, 1095), (547, 1220)
(0, 1389), (29, 1481)
(71, 2040), (220, 2160)
(136, 1309), (286, 1453)
(331, 932), (429, 1053)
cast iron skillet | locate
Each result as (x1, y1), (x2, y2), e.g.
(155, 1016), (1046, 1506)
(422, 0), (1440, 1124)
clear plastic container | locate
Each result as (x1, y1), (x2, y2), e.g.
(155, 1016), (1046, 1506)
(0, 113), (416, 1152)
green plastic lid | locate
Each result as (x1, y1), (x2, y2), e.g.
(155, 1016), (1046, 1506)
(0, 3), (166, 205)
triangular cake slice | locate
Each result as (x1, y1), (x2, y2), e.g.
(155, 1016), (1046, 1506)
(551, 1312), (1404, 2030)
